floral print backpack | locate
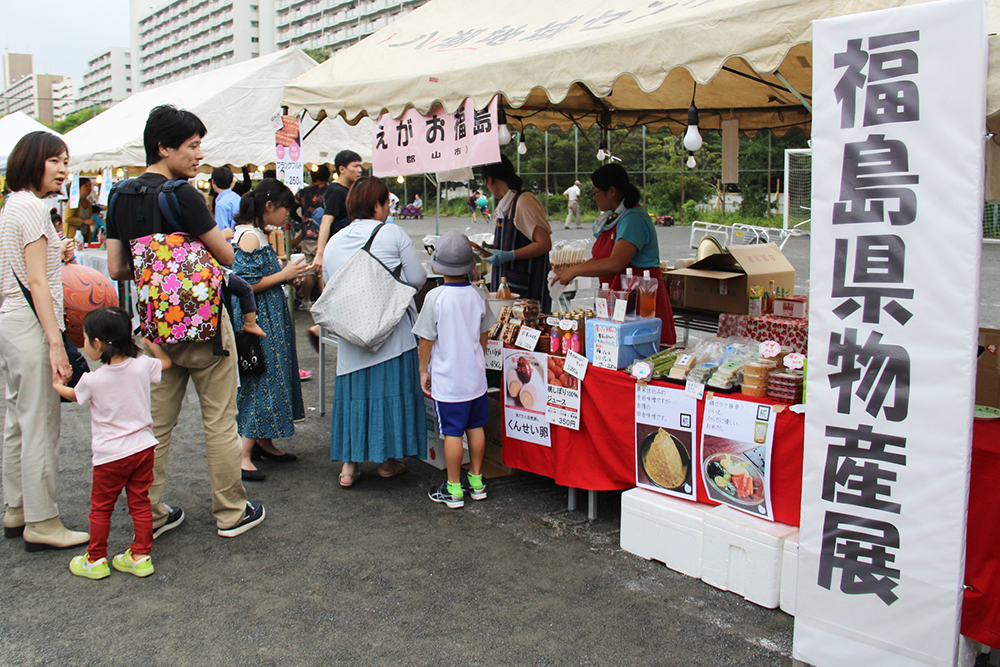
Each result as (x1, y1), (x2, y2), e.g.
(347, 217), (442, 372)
(108, 179), (224, 344)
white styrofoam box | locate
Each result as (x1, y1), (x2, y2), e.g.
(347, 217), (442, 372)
(620, 488), (711, 578)
(701, 505), (798, 609)
(421, 397), (469, 470)
(779, 530), (799, 616)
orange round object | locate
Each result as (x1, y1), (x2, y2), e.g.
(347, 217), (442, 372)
(62, 263), (119, 347)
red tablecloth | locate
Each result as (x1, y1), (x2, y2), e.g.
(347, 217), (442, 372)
(717, 312), (809, 353)
(501, 364), (1000, 648)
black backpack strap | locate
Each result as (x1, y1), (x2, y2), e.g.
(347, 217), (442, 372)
(157, 180), (186, 233)
(362, 222), (386, 253)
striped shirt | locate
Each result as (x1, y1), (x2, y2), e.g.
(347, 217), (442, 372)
(0, 191), (64, 328)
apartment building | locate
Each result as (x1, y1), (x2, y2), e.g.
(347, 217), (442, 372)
(131, 0), (265, 91)
(1, 52), (68, 125)
(51, 77), (76, 121)
(273, 0), (428, 54)
(128, 0), (427, 92)
(78, 48), (133, 112)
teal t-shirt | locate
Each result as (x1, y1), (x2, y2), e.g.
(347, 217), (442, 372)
(614, 207), (659, 268)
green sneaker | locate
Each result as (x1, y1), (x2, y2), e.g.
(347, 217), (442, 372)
(112, 549), (154, 578)
(69, 554), (110, 580)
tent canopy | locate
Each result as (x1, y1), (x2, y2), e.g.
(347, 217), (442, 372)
(66, 48), (372, 173)
(283, 0), (1000, 136)
(0, 112), (60, 173)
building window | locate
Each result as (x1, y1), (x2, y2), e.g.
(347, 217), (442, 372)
(251, 36), (259, 42)
(251, 20), (258, 27)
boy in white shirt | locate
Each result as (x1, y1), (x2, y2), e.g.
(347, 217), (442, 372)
(413, 232), (496, 509)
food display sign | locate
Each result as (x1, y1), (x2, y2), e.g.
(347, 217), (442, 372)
(797, 2), (984, 664)
(502, 349), (551, 447)
(592, 323), (619, 370)
(635, 385), (698, 501)
(485, 339), (503, 371)
(371, 97), (501, 177)
(545, 355), (580, 431)
(272, 113), (304, 193)
(701, 397), (775, 520)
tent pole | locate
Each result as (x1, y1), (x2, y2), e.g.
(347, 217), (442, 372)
(773, 71), (812, 113)
(642, 126), (647, 208)
(574, 126), (579, 181)
(767, 132), (772, 218)
(544, 130), (549, 217)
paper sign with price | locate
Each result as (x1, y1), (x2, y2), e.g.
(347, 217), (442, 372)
(485, 340), (503, 371)
(515, 326), (541, 351)
(563, 350), (588, 381)
(592, 324), (619, 370)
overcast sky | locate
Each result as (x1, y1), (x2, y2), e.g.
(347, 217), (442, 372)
(0, 1), (131, 99)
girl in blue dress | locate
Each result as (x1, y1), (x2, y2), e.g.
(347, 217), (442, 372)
(231, 179), (311, 481)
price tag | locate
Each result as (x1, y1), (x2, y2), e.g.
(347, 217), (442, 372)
(759, 340), (781, 358)
(684, 379), (706, 400)
(485, 340), (503, 370)
(612, 299), (628, 323)
(563, 350), (589, 381)
(514, 326), (541, 351)
(593, 342), (618, 370)
(559, 319), (574, 331)
(676, 353), (692, 367)
(596, 299), (609, 319)
(546, 316), (560, 326)
(784, 352), (806, 369)
(631, 361), (652, 381)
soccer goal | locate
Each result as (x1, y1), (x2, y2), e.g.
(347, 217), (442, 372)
(783, 148), (812, 232)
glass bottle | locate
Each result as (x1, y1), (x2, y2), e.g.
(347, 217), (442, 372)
(496, 276), (512, 299)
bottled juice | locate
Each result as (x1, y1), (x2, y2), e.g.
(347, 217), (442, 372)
(496, 276), (512, 299)
(638, 270), (657, 318)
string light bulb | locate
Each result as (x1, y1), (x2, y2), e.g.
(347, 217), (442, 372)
(497, 105), (512, 145)
(517, 133), (527, 155)
(396, 174), (405, 184)
(686, 154), (697, 169)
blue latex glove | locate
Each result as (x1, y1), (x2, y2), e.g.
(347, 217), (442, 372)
(485, 249), (515, 265)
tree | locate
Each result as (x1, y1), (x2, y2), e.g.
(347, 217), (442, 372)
(52, 107), (105, 134)
(304, 48), (331, 63)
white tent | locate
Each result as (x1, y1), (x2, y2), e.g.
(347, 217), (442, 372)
(0, 112), (61, 173)
(283, 0), (1000, 135)
(66, 48), (372, 173)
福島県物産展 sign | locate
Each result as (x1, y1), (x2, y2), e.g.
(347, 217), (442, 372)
(794, 0), (986, 664)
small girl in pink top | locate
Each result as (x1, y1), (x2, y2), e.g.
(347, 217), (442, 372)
(53, 307), (171, 580)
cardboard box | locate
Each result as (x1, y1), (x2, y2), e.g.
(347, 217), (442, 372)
(773, 295), (807, 319)
(666, 243), (795, 315)
(976, 328), (1000, 408)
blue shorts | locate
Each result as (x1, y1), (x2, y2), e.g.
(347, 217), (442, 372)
(434, 393), (489, 437)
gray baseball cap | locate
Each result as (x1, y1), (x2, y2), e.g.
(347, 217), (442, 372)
(431, 231), (477, 276)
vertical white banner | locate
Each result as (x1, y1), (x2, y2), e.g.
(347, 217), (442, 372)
(795, 1), (986, 665)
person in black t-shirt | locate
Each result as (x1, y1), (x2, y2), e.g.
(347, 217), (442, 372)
(105, 104), (265, 540)
(311, 149), (362, 274)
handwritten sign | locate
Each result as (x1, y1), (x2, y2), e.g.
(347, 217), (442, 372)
(684, 379), (706, 400)
(592, 324), (619, 370)
(596, 299), (609, 319)
(701, 397), (775, 520)
(635, 384), (698, 500)
(485, 340), (503, 371)
(612, 300), (628, 323)
(631, 361), (652, 381)
(563, 350), (588, 381)
(372, 97), (500, 177)
(546, 382), (580, 431)
(759, 340), (781, 358)
(515, 326), (541, 351)
(784, 352), (805, 370)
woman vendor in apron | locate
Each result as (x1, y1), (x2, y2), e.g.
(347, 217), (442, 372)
(479, 155), (553, 311)
(551, 164), (676, 346)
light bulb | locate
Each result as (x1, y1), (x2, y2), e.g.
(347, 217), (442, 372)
(683, 124), (703, 152)
(499, 124), (512, 145)
(396, 174), (405, 184)
(517, 139), (527, 155)
(686, 154), (697, 169)
(310, 163), (318, 172)
(596, 148), (606, 161)
(115, 168), (124, 177)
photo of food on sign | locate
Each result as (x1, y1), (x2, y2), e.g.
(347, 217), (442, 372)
(547, 356), (578, 390)
(701, 435), (768, 515)
(504, 352), (545, 413)
(635, 423), (692, 495)
(275, 115), (301, 147)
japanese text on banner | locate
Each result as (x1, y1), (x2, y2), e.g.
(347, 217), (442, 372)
(634, 385), (698, 501)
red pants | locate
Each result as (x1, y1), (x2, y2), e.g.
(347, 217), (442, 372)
(87, 448), (155, 560)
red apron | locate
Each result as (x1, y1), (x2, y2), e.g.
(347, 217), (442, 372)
(593, 227), (676, 346)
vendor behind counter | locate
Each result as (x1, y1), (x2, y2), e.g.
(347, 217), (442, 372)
(552, 163), (676, 346)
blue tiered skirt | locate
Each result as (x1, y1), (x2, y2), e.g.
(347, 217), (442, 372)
(330, 347), (426, 463)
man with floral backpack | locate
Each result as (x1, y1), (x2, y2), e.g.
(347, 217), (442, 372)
(105, 105), (266, 539)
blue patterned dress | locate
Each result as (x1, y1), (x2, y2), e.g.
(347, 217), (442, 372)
(232, 226), (304, 438)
